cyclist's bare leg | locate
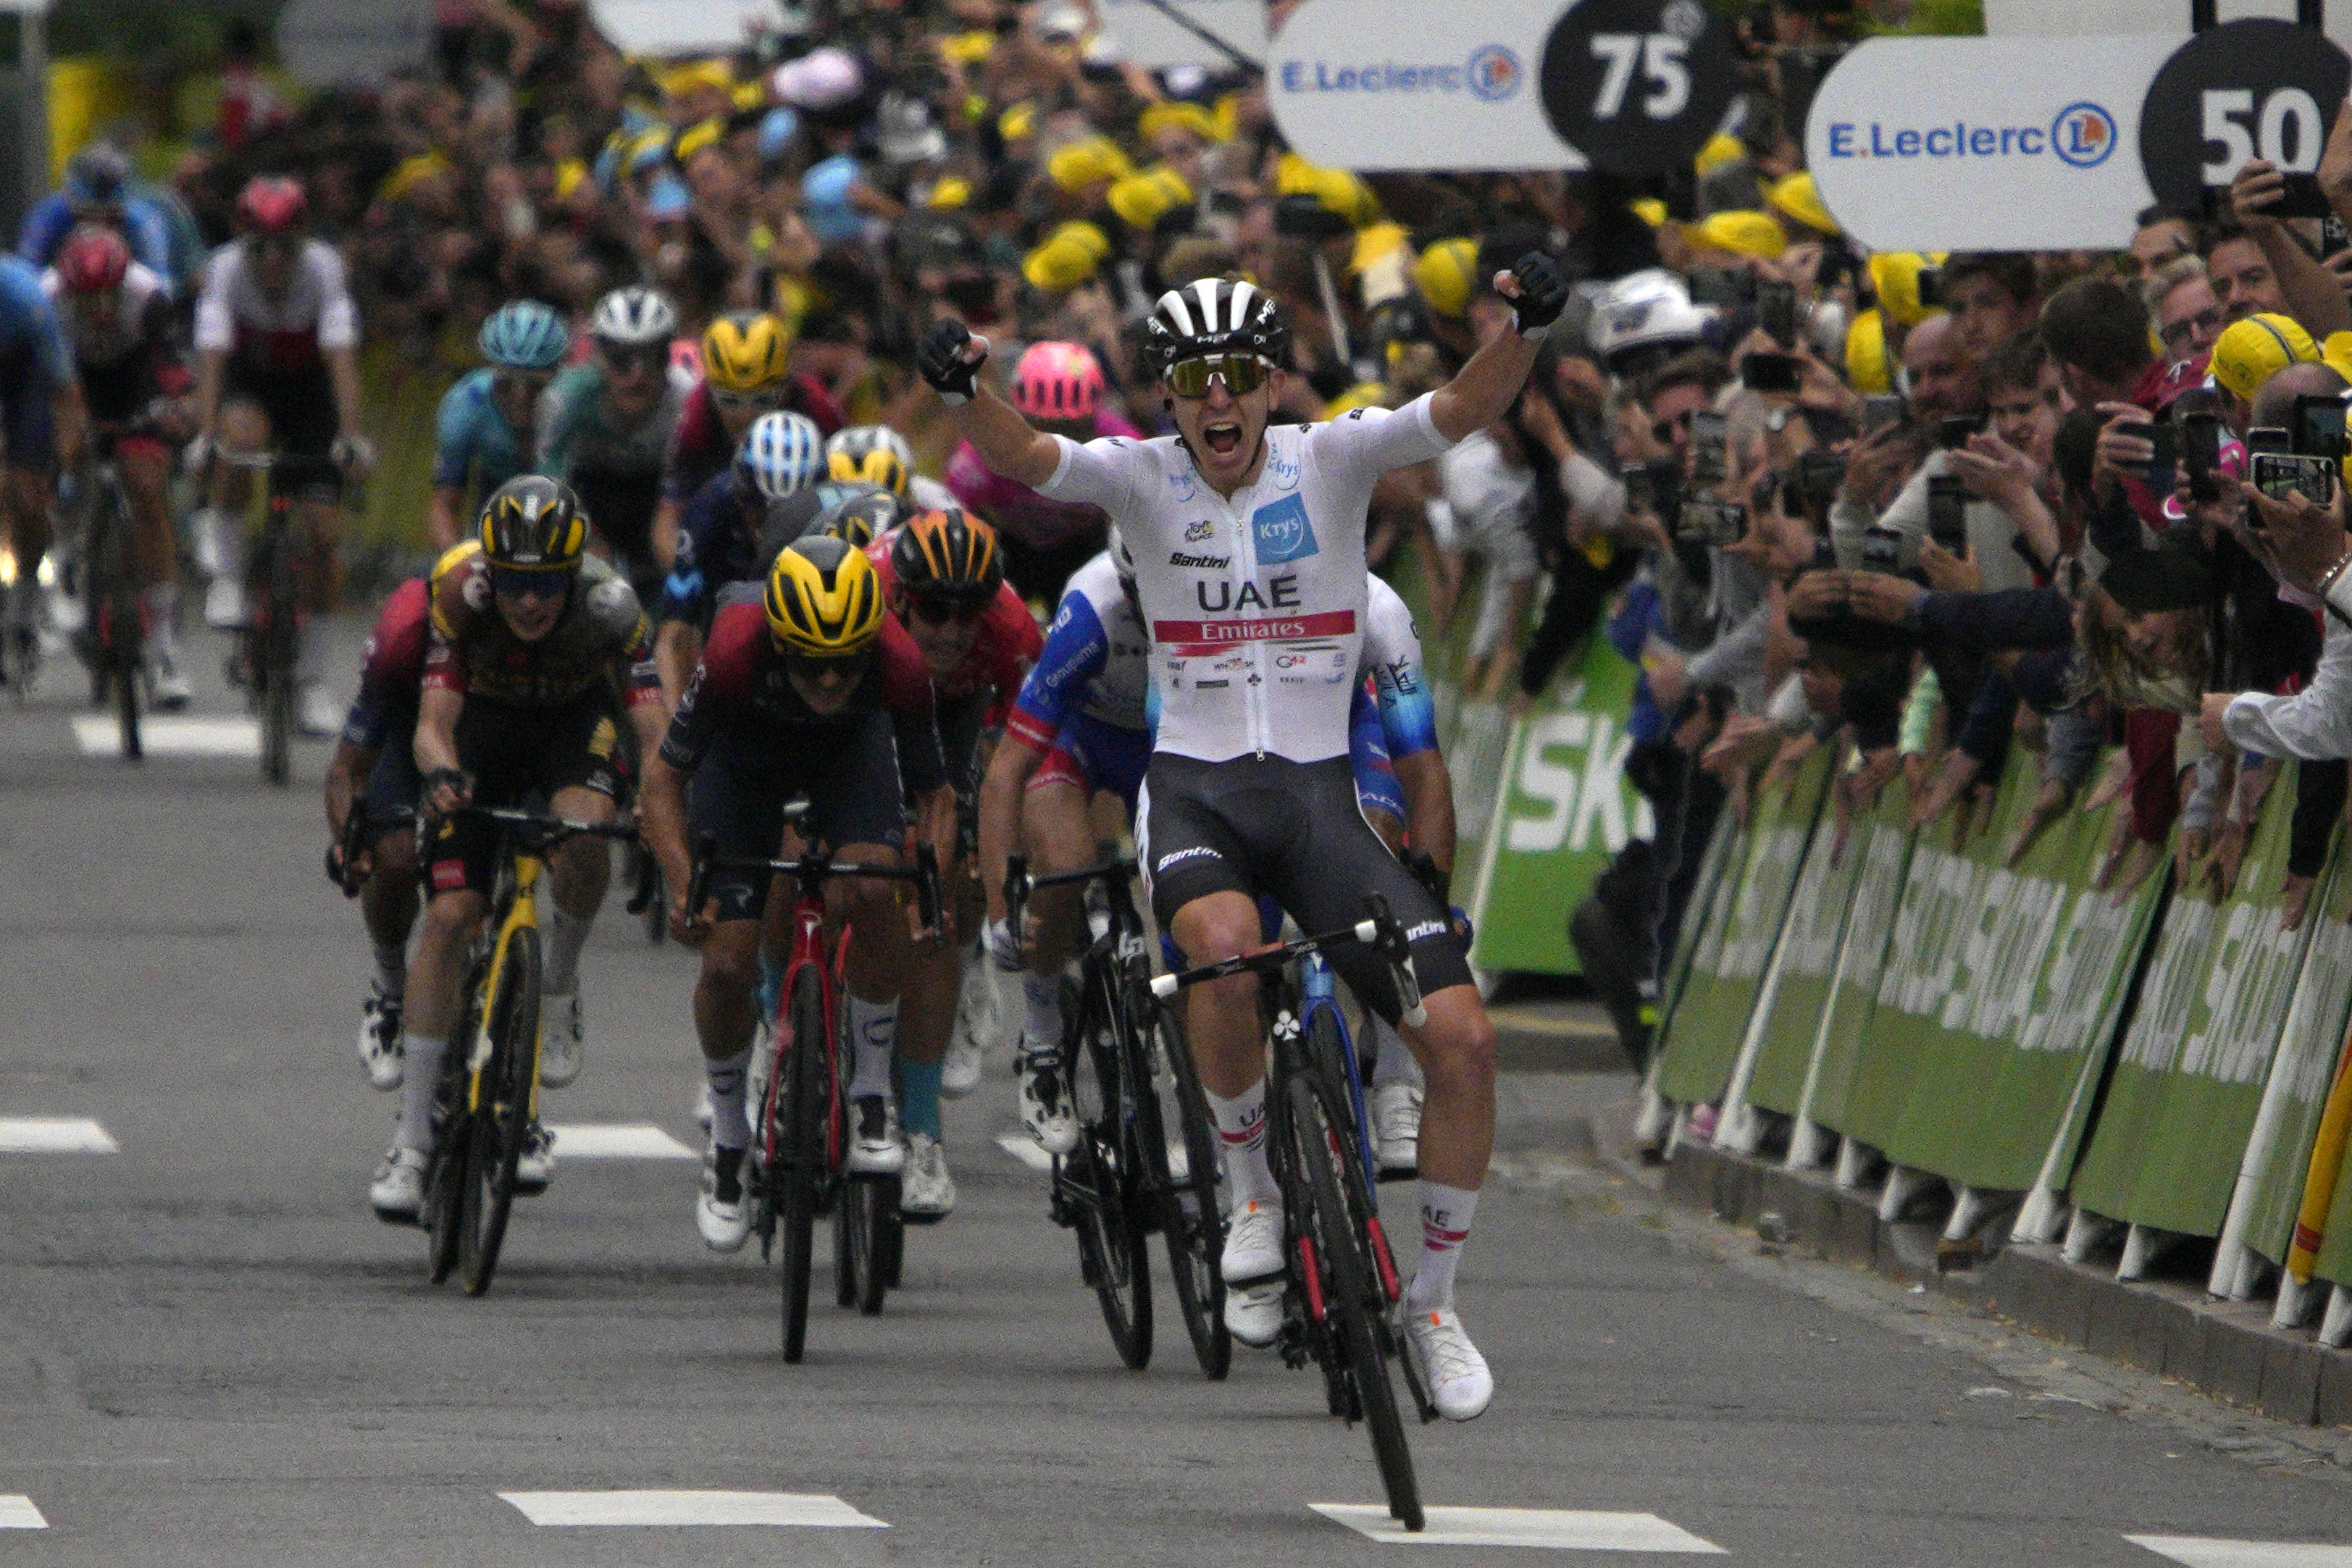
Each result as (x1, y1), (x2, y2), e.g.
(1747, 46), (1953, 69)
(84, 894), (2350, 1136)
(829, 842), (911, 1108)
(362, 828), (420, 961)
(202, 403), (267, 621)
(1018, 778), (1097, 971)
(543, 783), (615, 1000)
(122, 443), (175, 589)
(1170, 889), (1273, 1101)
(1394, 986), (1496, 1191)
(4, 466), (51, 605)
(294, 494), (340, 615)
(398, 886), (489, 1151)
(211, 401), (267, 512)
(693, 918), (762, 1062)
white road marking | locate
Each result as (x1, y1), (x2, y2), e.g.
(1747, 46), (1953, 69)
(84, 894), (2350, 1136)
(71, 716), (260, 758)
(0, 1118), (118, 1154)
(2128, 1538), (2352, 1567)
(1313, 1505), (1727, 1553)
(0, 1496), (46, 1528)
(542, 1123), (695, 1160)
(499, 1491), (886, 1527)
(994, 1133), (1052, 1171)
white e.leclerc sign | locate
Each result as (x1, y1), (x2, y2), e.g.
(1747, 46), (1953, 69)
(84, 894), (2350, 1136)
(1268, 0), (1583, 172)
(1804, 35), (2180, 252)
(1096, 0), (1266, 69)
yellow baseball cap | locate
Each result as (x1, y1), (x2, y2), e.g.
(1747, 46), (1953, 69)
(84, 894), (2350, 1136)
(1767, 171), (1838, 237)
(1694, 133), (1746, 177)
(1021, 221), (1113, 292)
(941, 30), (997, 65)
(997, 100), (1038, 143)
(1108, 163), (1194, 230)
(1869, 252), (1946, 327)
(1276, 153), (1380, 229)
(1691, 209), (1786, 261)
(1846, 308), (1891, 394)
(1413, 237), (1479, 319)
(1631, 197), (1669, 229)
(2211, 311), (2321, 401)
(1139, 101), (1223, 145)
(1047, 134), (1133, 193)
(927, 175), (972, 210)
(2322, 330), (2352, 383)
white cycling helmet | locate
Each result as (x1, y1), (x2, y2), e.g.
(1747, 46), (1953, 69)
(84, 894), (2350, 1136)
(589, 285), (679, 348)
(737, 410), (826, 500)
(1586, 268), (1717, 372)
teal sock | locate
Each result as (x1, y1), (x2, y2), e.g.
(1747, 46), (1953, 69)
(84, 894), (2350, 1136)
(897, 1056), (945, 1140)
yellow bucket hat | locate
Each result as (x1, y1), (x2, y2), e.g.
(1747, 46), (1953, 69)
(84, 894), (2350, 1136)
(1869, 252), (1944, 327)
(1692, 209), (1786, 261)
(1047, 134), (1134, 193)
(1139, 101), (1222, 145)
(1108, 163), (1194, 230)
(1767, 171), (1837, 236)
(1694, 132), (1746, 176)
(1276, 153), (1380, 229)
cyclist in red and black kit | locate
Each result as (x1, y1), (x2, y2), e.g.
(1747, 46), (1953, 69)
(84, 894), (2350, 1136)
(43, 225), (193, 705)
(642, 533), (956, 1250)
(653, 309), (842, 569)
(186, 176), (374, 736)
(865, 507), (1039, 1217)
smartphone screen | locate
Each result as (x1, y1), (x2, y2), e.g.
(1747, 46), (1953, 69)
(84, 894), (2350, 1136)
(1860, 525), (1904, 573)
(1926, 476), (1969, 553)
(2247, 426), (2293, 456)
(1690, 411), (1729, 483)
(2253, 451), (2338, 505)
(1741, 352), (1801, 394)
(2182, 412), (2222, 503)
(1937, 414), (1985, 450)
(1860, 395), (1904, 435)
(1757, 280), (1797, 348)
(2293, 393), (2349, 461)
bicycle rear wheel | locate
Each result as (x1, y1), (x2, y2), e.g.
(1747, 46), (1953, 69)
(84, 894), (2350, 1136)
(1289, 1071), (1422, 1531)
(460, 926), (541, 1296)
(778, 965), (825, 1362)
(1064, 976), (1152, 1369)
(1152, 1005), (1230, 1380)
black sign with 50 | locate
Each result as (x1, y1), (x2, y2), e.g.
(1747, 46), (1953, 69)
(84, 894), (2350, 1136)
(2139, 18), (2351, 218)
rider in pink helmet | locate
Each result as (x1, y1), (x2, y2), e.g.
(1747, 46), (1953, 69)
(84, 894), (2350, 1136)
(947, 339), (1139, 598)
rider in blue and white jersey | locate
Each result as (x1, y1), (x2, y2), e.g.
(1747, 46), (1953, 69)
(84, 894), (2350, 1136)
(427, 301), (571, 553)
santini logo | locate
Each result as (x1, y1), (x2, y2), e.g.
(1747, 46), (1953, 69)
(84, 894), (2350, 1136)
(1278, 43), (1522, 102)
(1170, 550), (1229, 568)
(1824, 100), (2116, 169)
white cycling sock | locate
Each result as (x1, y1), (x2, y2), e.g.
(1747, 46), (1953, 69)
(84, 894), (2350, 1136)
(543, 905), (592, 997)
(705, 1049), (752, 1150)
(1405, 1181), (1478, 1312)
(1365, 1013), (1423, 1089)
(398, 1034), (447, 1154)
(142, 583), (179, 655)
(847, 993), (898, 1100)
(1205, 1080), (1280, 1208)
(372, 941), (407, 1001)
(1018, 970), (1061, 1055)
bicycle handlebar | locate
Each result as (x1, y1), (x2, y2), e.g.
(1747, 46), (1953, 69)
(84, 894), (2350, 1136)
(1148, 895), (1427, 1028)
(684, 832), (945, 936)
(1001, 852), (1134, 944)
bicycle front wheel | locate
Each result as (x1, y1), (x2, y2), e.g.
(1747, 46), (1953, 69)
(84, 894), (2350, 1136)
(1152, 1006), (1230, 1380)
(422, 1026), (474, 1286)
(778, 965), (825, 1362)
(460, 925), (540, 1296)
(1066, 977), (1152, 1369)
(1289, 1072), (1421, 1531)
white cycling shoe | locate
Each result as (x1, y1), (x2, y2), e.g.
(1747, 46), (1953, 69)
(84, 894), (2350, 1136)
(1402, 1305), (1494, 1421)
(902, 1133), (957, 1217)
(539, 993), (584, 1087)
(1221, 1199), (1286, 1348)
(516, 1121), (556, 1192)
(1371, 1081), (1422, 1175)
(358, 986), (404, 1091)
(849, 1094), (907, 1175)
(298, 682), (343, 739)
(696, 1141), (750, 1252)
(1017, 1047), (1079, 1155)
(369, 1146), (426, 1222)
(942, 1038), (982, 1098)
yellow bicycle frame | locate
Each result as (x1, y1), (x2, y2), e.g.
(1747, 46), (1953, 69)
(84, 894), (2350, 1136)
(465, 847), (547, 1118)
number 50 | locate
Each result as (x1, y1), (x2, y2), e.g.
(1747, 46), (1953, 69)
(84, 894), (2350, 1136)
(1590, 33), (1690, 122)
(2202, 86), (2327, 183)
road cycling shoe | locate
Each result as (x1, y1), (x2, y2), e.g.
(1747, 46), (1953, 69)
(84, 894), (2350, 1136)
(942, 1036), (982, 1098)
(1223, 1282), (1282, 1349)
(1403, 1306), (1494, 1421)
(369, 1146), (426, 1223)
(539, 993), (584, 1087)
(942, 957), (996, 1098)
(1221, 1199), (1285, 1284)
(1017, 1048), (1078, 1155)
(298, 682), (343, 739)
(848, 1094), (906, 1175)
(516, 1121), (556, 1193)
(696, 1141), (750, 1252)
(204, 576), (246, 631)
(1372, 1081), (1423, 1175)
(358, 986), (404, 1091)
(902, 1133), (957, 1217)
(148, 646), (191, 710)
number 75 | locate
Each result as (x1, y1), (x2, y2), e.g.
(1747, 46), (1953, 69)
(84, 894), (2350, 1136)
(1590, 33), (1691, 122)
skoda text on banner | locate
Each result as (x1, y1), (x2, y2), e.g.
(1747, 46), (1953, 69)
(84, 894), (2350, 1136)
(1268, 0), (1577, 172)
(1466, 638), (1652, 977)
(1804, 35), (2181, 252)
(1795, 781), (1917, 1149)
(1736, 757), (1870, 1122)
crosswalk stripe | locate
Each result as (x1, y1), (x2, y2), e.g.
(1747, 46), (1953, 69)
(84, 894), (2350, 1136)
(2127, 1538), (2352, 1567)
(543, 1123), (696, 1160)
(71, 716), (260, 758)
(0, 1118), (118, 1154)
(0, 1496), (46, 1528)
(994, 1134), (1052, 1171)
(1313, 1505), (1727, 1553)
(498, 1491), (886, 1527)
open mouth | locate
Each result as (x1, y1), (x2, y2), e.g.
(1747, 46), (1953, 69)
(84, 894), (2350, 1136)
(1203, 419), (1243, 458)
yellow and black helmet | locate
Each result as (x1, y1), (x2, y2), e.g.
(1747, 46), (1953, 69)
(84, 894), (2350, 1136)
(890, 506), (1003, 606)
(701, 310), (791, 393)
(478, 475), (588, 572)
(824, 424), (914, 495)
(765, 532), (884, 654)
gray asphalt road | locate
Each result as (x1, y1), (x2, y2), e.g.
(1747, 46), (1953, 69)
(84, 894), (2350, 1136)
(2, 613), (2350, 1567)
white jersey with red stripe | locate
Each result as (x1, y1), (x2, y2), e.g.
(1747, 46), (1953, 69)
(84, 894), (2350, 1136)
(193, 238), (357, 374)
(1038, 395), (1452, 764)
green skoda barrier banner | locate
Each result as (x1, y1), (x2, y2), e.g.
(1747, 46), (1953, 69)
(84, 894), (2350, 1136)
(1654, 806), (1739, 1040)
(1734, 750), (1862, 1119)
(1878, 753), (2159, 1193)
(2069, 769), (2313, 1238)
(2230, 837), (2352, 1273)
(1799, 779), (1917, 1139)
(1651, 765), (1829, 1108)
(1463, 638), (1649, 976)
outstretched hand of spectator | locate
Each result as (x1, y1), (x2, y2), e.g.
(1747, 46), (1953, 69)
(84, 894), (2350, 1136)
(2005, 777), (2073, 868)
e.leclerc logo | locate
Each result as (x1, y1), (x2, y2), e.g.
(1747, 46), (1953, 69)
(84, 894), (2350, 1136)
(1823, 99), (2116, 168)
(1278, 43), (1523, 101)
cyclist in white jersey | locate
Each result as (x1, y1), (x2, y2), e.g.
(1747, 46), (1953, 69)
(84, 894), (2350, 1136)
(921, 255), (1566, 1422)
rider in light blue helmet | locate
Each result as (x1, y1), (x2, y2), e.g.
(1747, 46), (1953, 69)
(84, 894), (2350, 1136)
(429, 301), (575, 551)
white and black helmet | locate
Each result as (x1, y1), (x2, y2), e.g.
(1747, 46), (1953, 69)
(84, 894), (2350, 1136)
(1142, 277), (1287, 380)
(589, 285), (679, 348)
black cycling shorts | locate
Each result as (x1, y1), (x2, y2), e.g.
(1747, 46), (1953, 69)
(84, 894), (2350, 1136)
(688, 708), (909, 923)
(424, 697), (627, 897)
(935, 690), (993, 808)
(363, 742), (422, 846)
(1137, 752), (1472, 1023)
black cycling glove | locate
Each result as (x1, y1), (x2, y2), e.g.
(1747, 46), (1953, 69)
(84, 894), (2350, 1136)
(1509, 251), (1569, 337)
(917, 319), (987, 406)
